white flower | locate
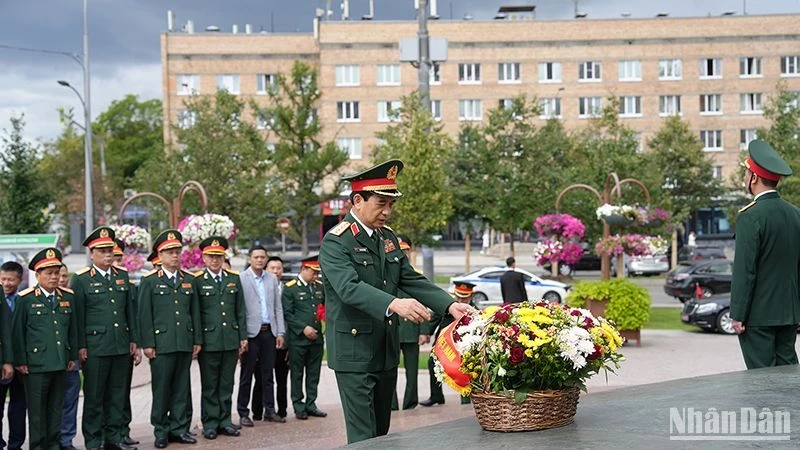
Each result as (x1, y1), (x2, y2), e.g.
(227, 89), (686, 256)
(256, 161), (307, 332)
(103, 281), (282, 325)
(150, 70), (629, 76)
(497, 366), (507, 377)
(557, 326), (595, 370)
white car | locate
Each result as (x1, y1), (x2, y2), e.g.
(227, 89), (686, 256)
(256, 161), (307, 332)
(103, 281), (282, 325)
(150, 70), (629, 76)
(449, 266), (570, 309)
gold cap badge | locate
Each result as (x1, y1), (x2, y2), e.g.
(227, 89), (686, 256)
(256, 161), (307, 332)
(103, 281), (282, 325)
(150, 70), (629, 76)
(387, 165), (398, 180)
(46, 249), (55, 259)
(100, 229), (109, 238)
(167, 232), (176, 240)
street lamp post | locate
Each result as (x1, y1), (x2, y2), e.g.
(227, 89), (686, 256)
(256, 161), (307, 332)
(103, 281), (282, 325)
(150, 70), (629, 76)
(58, 78), (93, 240)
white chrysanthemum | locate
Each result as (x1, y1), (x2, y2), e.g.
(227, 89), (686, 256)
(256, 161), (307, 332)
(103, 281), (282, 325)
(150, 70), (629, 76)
(557, 326), (595, 370)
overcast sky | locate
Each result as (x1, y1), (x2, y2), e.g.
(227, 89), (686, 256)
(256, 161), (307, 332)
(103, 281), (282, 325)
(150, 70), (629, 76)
(2, 0), (800, 143)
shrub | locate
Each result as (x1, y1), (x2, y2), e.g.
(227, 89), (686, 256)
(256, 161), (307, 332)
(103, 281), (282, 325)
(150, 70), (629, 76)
(566, 279), (651, 331)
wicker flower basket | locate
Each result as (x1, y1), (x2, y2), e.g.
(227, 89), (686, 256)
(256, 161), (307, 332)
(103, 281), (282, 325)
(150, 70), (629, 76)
(471, 387), (580, 432)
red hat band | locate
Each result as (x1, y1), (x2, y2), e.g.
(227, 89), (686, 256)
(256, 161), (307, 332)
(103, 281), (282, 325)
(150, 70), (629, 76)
(88, 237), (115, 249)
(454, 285), (473, 297)
(303, 261), (321, 271)
(745, 157), (781, 181)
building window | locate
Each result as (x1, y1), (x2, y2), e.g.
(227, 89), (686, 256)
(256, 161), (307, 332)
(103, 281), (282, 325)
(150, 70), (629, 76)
(176, 74), (199, 96)
(430, 63), (441, 85)
(659, 95), (682, 116)
(336, 137), (362, 160)
(376, 64), (401, 86)
(458, 63), (481, 83)
(712, 166), (723, 179)
(216, 74), (240, 94)
(699, 94), (723, 115)
(740, 93), (763, 114)
(335, 65), (360, 86)
(336, 101), (360, 122)
(618, 60), (641, 81)
(177, 109), (196, 129)
(458, 99), (482, 121)
(431, 100), (441, 120)
(619, 96), (642, 117)
(700, 130), (723, 151)
(659, 59), (682, 80)
(498, 62), (521, 83)
(377, 100), (402, 122)
(256, 74), (278, 94)
(740, 129), (758, 150)
(739, 57), (762, 77)
(538, 62), (562, 83)
(578, 61), (602, 82)
(699, 58), (722, 79)
(498, 98), (513, 110)
(781, 56), (800, 76)
(578, 96), (602, 118)
(539, 98), (562, 119)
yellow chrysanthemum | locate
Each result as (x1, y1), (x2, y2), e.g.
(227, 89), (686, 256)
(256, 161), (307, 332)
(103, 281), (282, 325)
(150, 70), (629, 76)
(482, 306), (500, 318)
(524, 348), (533, 358)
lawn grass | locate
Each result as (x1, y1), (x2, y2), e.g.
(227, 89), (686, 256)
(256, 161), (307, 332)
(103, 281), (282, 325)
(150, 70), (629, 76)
(434, 274), (451, 285)
(645, 306), (697, 331)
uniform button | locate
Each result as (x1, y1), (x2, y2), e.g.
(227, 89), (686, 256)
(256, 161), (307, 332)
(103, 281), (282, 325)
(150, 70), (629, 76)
(57, 341), (61, 345)
(155, 330), (160, 334)
(388, 320), (392, 326)
(206, 293), (210, 296)
(174, 300), (179, 304)
(114, 323), (119, 327)
(176, 311), (180, 315)
(220, 302), (224, 305)
(384, 280), (387, 285)
(222, 312), (226, 316)
(109, 287), (113, 292)
(351, 328), (357, 336)
(111, 299), (115, 303)
(113, 311), (117, 315)
(92, 331), (97, 335)
(173, 290), (177, 294)
(176, 322), (181, 326)
(33, 348), (38, 353)
(404, 318), (408, 322)
(56, 330), (60, 335)
(222, 322), (227, 326)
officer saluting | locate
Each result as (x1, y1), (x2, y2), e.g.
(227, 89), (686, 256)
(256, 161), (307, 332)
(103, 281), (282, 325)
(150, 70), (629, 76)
(138, 230), (202, 448)
(731, 139), (800, 368)
(319, 160), (472, 444)
(11, 248), (78, 450)
(193, 237), (247, 439)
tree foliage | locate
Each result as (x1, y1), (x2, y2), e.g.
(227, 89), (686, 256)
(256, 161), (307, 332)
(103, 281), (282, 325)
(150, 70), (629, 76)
(758, 83), (800, 205)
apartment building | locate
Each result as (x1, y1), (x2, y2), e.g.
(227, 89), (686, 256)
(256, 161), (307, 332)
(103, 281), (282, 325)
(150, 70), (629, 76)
(161, 12), (800, 182)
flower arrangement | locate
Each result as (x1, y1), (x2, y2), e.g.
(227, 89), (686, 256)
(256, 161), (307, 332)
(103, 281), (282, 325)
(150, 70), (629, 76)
(595, 204), (639, 221)
(595, 234), (624, 257)
(177, 214), (237, 270)
(620, 234), (649, 256)
(110, 224), (151, 251)
(596, 234), (663, 257)
(433, 301), (624, 400)
(533, 214), (585, 240)
(644, 235), (669, 255)
(533, 240), (584, 266)
(121, 253), (145, 272)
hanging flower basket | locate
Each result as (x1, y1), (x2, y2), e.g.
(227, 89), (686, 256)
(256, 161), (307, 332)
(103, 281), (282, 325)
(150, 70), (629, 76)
(603, 214), (635, 227)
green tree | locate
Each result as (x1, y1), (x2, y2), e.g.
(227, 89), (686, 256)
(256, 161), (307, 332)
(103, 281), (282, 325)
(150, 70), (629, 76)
(0, 115), (52, 233)
(253, 61), (349, 255)
(39, 120), (86, 216)
(451, 124), (493, 237)
(373, 92), (455, 247)
(757, 83), (800, 205)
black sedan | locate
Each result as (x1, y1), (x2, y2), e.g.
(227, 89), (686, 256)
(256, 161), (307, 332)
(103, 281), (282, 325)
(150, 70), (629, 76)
(680, 294), (734, 334)
(664, 260), (733, 303)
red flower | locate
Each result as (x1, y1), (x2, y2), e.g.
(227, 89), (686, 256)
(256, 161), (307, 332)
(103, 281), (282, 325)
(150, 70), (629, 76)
(494, 309), (510, 323)
(588, 344), (603, 361)
(511, 324), (520, 334)
(583, 317), (594, 328)
(570, 309), (581, 316)
(509, 347), (525, 364)
(461, 314), (472, 325)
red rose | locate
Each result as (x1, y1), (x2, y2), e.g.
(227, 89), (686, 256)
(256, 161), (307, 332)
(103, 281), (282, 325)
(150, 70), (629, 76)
(510, 347), (525, 364)
(583, 317), (594, 328)
(494, 309), (510, 323)
(570, 309), (581, 316)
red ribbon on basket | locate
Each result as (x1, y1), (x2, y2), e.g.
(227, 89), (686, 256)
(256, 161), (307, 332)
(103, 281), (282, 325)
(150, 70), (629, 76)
(316, 303), (326, 322)
(433, 319), (471, 390)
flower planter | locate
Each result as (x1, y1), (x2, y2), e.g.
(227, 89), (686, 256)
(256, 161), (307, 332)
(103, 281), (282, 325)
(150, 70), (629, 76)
(603, 214), (635, 227)
(586, 298), (607, 319)
(620, 329), (641, 347)
(472, 388), (580, 432)
(644, 219), (663, 228)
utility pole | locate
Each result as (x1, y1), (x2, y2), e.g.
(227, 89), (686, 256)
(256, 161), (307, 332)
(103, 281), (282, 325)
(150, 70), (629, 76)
(416, 0), (436, 280)
(83, 0), (94, 255)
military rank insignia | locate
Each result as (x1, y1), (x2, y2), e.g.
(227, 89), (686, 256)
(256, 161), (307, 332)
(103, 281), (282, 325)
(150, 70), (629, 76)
(181, 282), (192, 289)
(383, 239), (396, 253)
(59, 301), (70, 307)
(116, 279), (125, 285)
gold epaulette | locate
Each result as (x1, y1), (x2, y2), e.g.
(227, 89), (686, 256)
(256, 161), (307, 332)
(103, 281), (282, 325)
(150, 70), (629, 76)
(180, 269), (197, 278)
(75, 267), (91, 275)
(18, 286), (35, 296)
(194, 270), (205, 277)
(314, 279), (323, 285)
(143, 269), (158, 278)
(328, 220), (351, 236)
(739, 201), (756, 213)
(383, 225), (395, 232)
(58, 286), (74, 294)
(114, 266), (128, 272)
(225, 269), (239, 276)
(286, 279), (298, 287)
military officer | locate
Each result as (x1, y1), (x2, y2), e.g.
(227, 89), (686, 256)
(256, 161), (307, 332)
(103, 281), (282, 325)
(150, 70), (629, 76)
(71, 227), (138, 450)
(138, 230), (202, 448)
(391, 236), (428, 411)
(114, 238), (142, 448)
(282, 255), (327, 420)
(11, 248), (78, 450)
(193, 237), (247, 439)
(319, 160), (472, 444)
(731, 139), (800, 369)
(147, 251), (162, 268)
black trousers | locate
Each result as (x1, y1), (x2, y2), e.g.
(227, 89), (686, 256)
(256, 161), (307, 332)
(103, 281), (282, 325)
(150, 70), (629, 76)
(251, 348), (288, 418)
(0, 372), (26, 450)
(237, 329), (277, 417)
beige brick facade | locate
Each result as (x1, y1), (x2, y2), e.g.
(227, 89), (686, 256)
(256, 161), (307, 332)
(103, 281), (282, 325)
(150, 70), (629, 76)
(161, 14), (800, 181)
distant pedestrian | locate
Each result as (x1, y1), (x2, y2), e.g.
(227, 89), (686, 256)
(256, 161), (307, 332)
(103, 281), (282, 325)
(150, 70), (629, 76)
(481, 229), (490, 255)
(499, 257), (528, 304)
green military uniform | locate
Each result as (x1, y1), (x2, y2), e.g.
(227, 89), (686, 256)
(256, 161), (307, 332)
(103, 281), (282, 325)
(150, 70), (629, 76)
(391, 314), (421, 410)
(72, 227), (138, 450)
(282, 256), (325, 418)
(138, 230), (202, 444)
(114, 238), (140, 446)
(731, 140), (800, 369)
(319, 160), (455, 444)
(194, 236), (247, 435)
(11, 248), (78, 450)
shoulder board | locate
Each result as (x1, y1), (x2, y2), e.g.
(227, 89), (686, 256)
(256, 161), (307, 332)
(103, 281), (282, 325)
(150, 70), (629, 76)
(738, 201), (756, 213)
(286, 279), (298, 287)
(383, 225), (395, 232)
(114, 266), (127, 272)
(225, 269), (239, 276)
(180, 269), (196, 278)
(58, 286), (74, 295)
(143, 269), (159, 278)
(194, 270), (205, 277)
(328, 220), (351, 237)
(129, 281), (136, 285)
(18, 286), (35, 297)
(314, 279), (323, 285)
(75, 267), (91, 275)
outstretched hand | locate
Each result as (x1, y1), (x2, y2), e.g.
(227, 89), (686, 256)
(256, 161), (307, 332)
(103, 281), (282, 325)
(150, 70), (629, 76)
(389, 298), (431, 324)
(448, 302), (475, 321)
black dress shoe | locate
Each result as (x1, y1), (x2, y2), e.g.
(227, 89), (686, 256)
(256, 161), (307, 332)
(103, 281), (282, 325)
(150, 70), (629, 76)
(123, 437), (140, 445)
(218, 425), (240, 436)
(60, 446), (79, 450)
(277, 410), (287, 418)
(202, 430), (217, 440)
(168, 433), (197, 444)
(295, 411), (308, 420)
(264, 411), (286, 423)
(307, 409), (327, 418)
(187, 431), (197, 437)
(419, 398), (445, 407)
(232, 423), (242, 430)
(108, 442), (137, 450)
(252, 414), (262, 421)
(154, 438), (168, 449)
(240, 416), (255, 427)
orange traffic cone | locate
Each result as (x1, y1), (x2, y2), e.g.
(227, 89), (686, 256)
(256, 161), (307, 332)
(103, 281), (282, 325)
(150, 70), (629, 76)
(695, 282), (703, 299)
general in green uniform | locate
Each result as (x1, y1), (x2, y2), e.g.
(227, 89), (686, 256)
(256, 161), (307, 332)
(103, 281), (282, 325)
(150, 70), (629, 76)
(193, 237), (246, 440)
(72, 227), (138, 450)
(282, 255), (327, 420)
(421, 282), (475, 406)
(11, 248), (78, 450)
(138, 230), (202, 449)
(114, 238), (142, 448)
(319, 160), (471, 444)
(731, 139), (800, 369)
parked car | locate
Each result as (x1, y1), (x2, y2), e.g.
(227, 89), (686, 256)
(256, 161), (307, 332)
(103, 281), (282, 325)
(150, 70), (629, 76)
(680, 294), (734, 334)
(610, 254), (670, 277)
(543, 251), (602, 275)
(678, 245), (727, 262)
(449, 266), (571, 309)
(664, 260), (733, 303)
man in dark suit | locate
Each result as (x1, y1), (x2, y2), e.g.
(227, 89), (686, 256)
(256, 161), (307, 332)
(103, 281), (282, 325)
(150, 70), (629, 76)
(731, 139), (800, 369)
(236, 246), (285, 426)
(319, 160), (472, 444)
(500, 257), (527, 304)
(0, 261), (26, 450)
